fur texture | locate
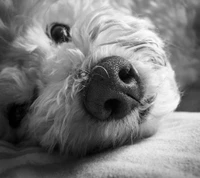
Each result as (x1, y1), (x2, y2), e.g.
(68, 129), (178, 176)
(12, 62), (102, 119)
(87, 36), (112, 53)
(0, 0), (180, 156)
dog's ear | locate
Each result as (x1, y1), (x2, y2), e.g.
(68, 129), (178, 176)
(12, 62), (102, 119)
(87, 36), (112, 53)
(0, 1), (16, 53)
(0, 0), (15, 23)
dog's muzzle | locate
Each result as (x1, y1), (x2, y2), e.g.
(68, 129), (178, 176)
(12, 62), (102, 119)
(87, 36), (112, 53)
(83, 56), (143, 121)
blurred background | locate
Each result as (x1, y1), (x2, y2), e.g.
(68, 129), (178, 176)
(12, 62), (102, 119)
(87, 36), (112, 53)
(127, 0), (200, 112)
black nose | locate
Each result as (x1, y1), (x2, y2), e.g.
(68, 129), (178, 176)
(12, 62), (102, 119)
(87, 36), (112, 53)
(83, 56), (142, 121)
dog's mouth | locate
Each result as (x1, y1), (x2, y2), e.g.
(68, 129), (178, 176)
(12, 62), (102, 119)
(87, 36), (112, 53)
(6, 87), (39, 129)
(6, 103), (30, 129)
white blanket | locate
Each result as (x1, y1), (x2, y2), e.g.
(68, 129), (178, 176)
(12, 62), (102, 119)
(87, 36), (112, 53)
(0, 112), (200, 178)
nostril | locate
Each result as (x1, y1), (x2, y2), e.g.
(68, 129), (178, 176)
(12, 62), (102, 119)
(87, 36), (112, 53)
(104, 99), (121, 117)
(119, 66), (138, 84)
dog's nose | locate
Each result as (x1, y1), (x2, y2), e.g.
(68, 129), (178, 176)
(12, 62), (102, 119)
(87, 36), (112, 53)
(83, 56), (142, 120)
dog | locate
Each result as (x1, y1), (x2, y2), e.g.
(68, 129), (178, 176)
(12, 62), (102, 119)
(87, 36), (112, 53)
(0, 0), (180, 156)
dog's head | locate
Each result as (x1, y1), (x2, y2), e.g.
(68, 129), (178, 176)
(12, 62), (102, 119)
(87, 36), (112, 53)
(0, 0), (180, 156)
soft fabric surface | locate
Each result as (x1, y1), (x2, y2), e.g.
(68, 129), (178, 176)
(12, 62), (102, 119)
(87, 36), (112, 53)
(0, 112), (200, 178)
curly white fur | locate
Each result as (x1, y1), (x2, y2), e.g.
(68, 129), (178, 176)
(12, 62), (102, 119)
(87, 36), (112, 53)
(0, 0), (180, 156)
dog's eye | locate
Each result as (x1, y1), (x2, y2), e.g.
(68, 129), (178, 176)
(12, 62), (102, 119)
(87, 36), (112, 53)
(48, 23), (71, 44)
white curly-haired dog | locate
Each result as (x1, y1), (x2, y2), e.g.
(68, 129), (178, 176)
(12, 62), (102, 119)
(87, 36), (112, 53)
(0, 0), (180, 156)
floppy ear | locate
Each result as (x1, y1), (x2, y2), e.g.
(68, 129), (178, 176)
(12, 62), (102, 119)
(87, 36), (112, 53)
(0, 1), (16, 55)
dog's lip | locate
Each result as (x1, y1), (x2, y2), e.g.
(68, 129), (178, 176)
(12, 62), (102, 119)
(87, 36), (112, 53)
(6, 87), (39, 129)
(126, 93), (142, 105)
(7, 103), (29, 129)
